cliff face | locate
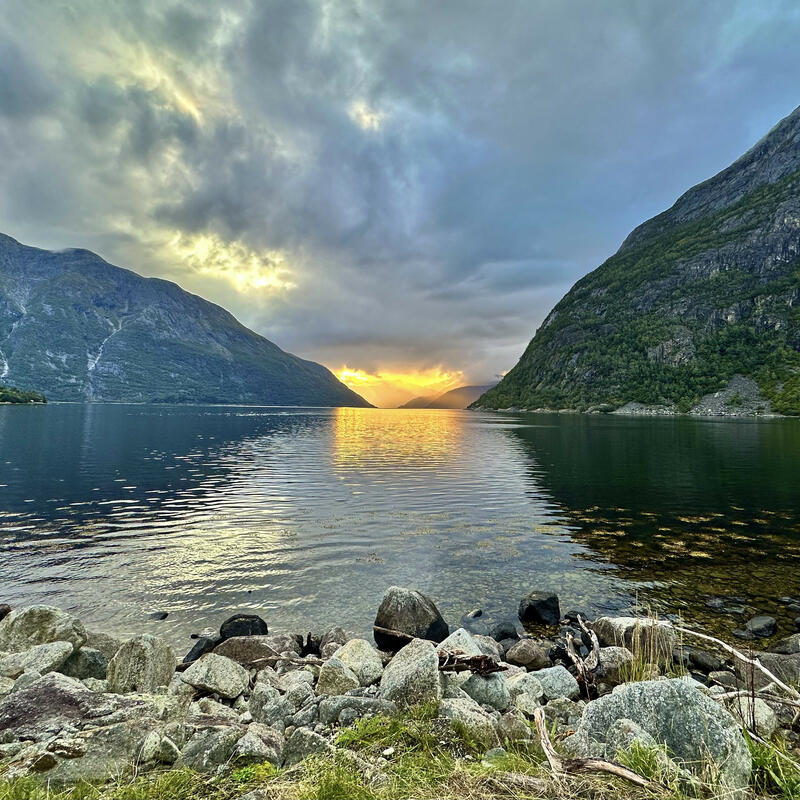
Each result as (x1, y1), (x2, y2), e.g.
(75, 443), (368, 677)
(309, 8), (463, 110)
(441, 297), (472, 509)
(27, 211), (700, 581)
(0, 235), (371, 406)
(475, 105), (800, 415)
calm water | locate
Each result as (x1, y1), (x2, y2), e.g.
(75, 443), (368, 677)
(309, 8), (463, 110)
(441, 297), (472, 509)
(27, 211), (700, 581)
(1, 405), (799, 650)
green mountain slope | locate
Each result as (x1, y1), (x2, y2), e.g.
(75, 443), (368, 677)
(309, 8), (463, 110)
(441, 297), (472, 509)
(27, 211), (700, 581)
(0, 234), (371, 406)
(475, 105), (800, 415)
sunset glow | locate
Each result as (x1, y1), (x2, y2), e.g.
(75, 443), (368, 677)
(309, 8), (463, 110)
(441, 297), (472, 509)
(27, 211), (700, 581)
(335, 366), (464, 408)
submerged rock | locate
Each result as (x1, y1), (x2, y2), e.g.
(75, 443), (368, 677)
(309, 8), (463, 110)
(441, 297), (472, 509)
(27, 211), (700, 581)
(219, 613), (268, 641)
(734, 615), (777, 640)
(518, 591), (560, 626)
(373, 587), (449, 651)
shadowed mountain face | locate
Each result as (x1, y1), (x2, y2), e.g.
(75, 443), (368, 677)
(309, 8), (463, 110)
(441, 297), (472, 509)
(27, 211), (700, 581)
(476, 105), (800, 415)
(0, 234), (370, 406)
(399, 385), (496, 409)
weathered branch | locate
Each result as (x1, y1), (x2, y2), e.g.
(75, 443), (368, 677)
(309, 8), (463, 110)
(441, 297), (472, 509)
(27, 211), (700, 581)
(674, 625), (800, 699)
(532, 707), (664, 792)
(437, 652), (507, 675)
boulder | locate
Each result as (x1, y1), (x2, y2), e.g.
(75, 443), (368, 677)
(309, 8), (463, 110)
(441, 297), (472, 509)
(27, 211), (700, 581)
(332, 639), (384, 686)
(180, 725), (244, 772)
(530, 665), (580, 700)
(496, 709), (534, 742)
(543, 696), (585, 728)
(219, 613), (268, 640)
(248, 683), (294, 729)
(233, 724), (285, 767)
(734, 616), (777, 640)
(181, 653), (249, 699)
(473, 635), (504, 660)
(318, 696), (397, 725)
(592, 616), (675, 665)
(596, 646), (634, 686)
(373, 586), (449, 651)
(769, 633), (800, 655)
(438, 627), (483, 657)
(58, 647), (108, 680)
(725, 696), (779, 738)
(282, 727), (333, 767)
(506, 672), (544, 716)
(735, 651), (800, 690)
(566, 679), (751, 792)
(214, 634), (299, 666)
(462, 673), (511, 711)
(518, 591), (560, 626)
(0, 606), (87, 652)
(505, 639), (550, 670)
(316, 657), (359, 696)
(107, 635), (176, 694)
(438, 697), (497, 747)
(85, 631), (124, 661)
(0, 604), (10, 622)
(490, 620), (519, 642)
(0, 641), (74, 678)
(379, 638), (442, 708)
(182, 637), (219, 665)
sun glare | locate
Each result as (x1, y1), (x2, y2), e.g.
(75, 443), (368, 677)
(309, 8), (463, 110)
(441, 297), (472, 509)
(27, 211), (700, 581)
(335, 365), (463, 408)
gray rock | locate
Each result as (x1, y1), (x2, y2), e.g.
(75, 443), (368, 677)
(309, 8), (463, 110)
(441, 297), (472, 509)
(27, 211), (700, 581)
(473, 635), (504, 660)
(190, 697), (240, 722)
(12, 670), (42, 694)
(518, 591), (560, 626)
(316, 657), (359, 696)
(138, 731), (181, 764)
(379, 638), (442, 708)
(0, 676), (13, 697)
(596, 646), (634, 686)
(219, 613), (268, 640)
(0, 606), (87, 653)
(735, 651), (800, 690)
(462, 673), (511, 711)
(107, 635), (176, 694)
(530, 665), (580, 700)
(568, 679), (751, 792)
(373, 586), (449, 651)
(770, 633), (800, 655)
(496, 709), (533, 742)
(85, 631), (124, 661)
(214, 634), (300, 666)
(0, 641), (73, 678)
(233, 724), (284, 767)
(180, 725), (244, 772)
(438, 697), (497, 748)
(282, 727), (333, 767)
(592, 616), (676, 665)
(181, 653), (249, 699)
(318, 695), (397, 725)
(333, 639), (384, 686)
(277, 669), (315, 692)
(506, 672), (544, 716)
(543, 696), (585, 727)
(725, 695), (779, 738)
(319, 626), (348, 652)
(248, 683), (294, 730)
(438, 627), (483, 657)
(734, 616), (777, 640)
(505, 639), (550, 670)
(58, 647), (108, 680)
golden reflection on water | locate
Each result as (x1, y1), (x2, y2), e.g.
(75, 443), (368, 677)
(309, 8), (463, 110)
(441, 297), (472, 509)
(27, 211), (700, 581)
(332, 407), (463, 470)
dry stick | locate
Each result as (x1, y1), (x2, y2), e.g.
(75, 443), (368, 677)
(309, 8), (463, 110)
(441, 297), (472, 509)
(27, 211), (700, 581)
(674, 625), (800, 699)
(715, 689), (800, 711)
(532, 708), (664, 793)
(576, 614), (600, 671)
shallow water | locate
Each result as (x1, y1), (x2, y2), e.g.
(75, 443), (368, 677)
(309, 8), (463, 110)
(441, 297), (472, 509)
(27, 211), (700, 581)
(1, 405), (798, 650)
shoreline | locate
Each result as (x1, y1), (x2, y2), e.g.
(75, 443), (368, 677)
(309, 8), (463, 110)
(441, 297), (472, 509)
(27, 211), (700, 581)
(1, 587), (798, 797)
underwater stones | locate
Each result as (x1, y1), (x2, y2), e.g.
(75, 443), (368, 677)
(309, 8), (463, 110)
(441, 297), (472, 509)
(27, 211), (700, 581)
(733, 615), (777, 640)
(518, 591), (561, 627)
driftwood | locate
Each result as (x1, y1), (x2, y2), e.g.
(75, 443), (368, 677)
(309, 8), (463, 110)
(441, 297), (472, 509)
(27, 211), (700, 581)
(438, 651), (507, 675)
(674, 625), (800, 699)
(532, 707), (664, 792)
(373, 624), (416, 643)
(565, 614), (601, 696)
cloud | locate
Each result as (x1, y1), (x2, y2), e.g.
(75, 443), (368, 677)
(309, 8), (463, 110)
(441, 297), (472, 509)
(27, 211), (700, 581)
(1, 0), (800, 403)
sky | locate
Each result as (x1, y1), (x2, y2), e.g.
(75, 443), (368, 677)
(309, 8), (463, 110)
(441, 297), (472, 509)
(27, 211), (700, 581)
(1, 1), (800, 407)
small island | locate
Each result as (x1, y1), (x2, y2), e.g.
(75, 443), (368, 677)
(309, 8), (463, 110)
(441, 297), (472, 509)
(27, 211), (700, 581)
(0, 384), (46, 404)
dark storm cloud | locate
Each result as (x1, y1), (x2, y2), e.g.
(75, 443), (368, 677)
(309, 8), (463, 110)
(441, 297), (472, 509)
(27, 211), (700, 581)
(1, 0), (799, 390)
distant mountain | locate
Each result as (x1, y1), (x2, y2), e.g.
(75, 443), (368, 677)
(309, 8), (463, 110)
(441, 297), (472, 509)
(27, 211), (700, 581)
(0, 233), (371, 406)
(399, 384), (496, 409)
(397, 394), (437, 409)
(475, 104), (800, 415)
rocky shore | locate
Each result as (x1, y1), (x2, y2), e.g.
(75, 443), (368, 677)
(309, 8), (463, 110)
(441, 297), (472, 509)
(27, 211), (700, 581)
(1, 588), (799, 798)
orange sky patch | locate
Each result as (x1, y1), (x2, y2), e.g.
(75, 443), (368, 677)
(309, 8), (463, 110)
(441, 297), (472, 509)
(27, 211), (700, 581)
(335, 365), (464, 408)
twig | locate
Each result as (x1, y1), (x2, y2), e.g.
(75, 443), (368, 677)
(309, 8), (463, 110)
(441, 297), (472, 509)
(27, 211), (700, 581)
(373, 624), (416, 643)
(437, 651), (507, 675)
(674, 625), (800, 699)
(577, 614), (600, 671)
(532, 708), (664, 792)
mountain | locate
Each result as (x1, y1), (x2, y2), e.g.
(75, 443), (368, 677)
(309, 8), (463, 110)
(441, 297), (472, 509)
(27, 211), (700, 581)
(397, 395), (437, 409)
(475, 105), (800, 415)
(398, 384), (496, 409)
(0, 234), (371, 406)
(425, 384), (497, 409)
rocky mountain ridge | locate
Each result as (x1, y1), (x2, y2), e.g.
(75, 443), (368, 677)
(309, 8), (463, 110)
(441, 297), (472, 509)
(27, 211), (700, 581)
(0, 234), (370, 406)
(475, 104), (800, 415)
